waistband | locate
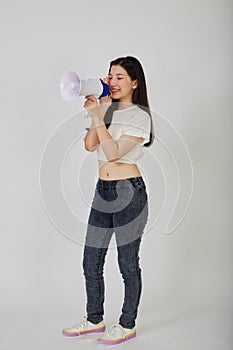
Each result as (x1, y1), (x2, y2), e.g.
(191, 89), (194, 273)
(97, 176), (145, 188)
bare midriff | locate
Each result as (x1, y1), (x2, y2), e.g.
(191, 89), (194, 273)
(98, 160), (141, 180)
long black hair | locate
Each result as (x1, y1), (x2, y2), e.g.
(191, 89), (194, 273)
(103, 56), (155, 147)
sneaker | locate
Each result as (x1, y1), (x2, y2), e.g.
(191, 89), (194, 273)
(62, 317), (106, 337)
(98, 324), (136, 345)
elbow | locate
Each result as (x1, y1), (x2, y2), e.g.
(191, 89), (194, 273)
(106, 153), (121, 162)
(85, 146), (97, 152)
(84, 142), (98, 152)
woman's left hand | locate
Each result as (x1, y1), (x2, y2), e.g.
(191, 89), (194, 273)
(97, 77), (112, 119)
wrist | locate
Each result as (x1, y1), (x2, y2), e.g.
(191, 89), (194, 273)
(92, 117), (105, 127)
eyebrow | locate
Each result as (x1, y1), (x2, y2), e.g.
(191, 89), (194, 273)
(108, 73), (126, 76)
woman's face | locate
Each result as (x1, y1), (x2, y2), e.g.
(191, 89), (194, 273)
(107, 65), (137, 103)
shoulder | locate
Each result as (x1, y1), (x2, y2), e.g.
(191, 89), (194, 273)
(118, 105), (150, 122)
(111, 105), (151, 130)
(127, 106), (151, 127)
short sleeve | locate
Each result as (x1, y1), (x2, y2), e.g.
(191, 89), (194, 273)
(122, 111), (151, 145)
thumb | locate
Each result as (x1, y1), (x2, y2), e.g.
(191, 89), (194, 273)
(103, 77), (109, 85)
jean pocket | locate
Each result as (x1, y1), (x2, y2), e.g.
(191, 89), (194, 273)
(131, 180), (146, 192)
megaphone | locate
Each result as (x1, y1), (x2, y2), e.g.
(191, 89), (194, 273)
(60, 71), (110, 101)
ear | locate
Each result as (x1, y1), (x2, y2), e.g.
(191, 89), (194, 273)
(132, 80), (138, 89)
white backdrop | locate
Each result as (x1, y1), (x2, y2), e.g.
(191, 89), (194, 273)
(0, 1), (232, 349)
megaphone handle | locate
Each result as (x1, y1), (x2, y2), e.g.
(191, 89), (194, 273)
(99, 79), (110, 99)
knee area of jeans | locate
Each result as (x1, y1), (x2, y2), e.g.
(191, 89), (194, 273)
(83, 270), (104, 280)
(83, 263), (104, 277)
(118, 263), (141, 277)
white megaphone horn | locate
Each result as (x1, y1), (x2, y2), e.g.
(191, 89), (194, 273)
(60, 71), (110, 101)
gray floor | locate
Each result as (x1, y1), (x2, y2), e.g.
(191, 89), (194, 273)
(1, 298), (232, 350)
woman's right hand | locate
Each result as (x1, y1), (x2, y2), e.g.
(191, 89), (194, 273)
(83, 95), (101, 121)
(84, 95), (98, 110)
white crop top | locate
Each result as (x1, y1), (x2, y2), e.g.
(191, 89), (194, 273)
(96, 105), (151, 164)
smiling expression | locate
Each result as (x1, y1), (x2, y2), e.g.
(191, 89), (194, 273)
(107, 65), (137, 103)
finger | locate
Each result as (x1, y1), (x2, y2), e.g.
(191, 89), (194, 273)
(103, 77), (108, 84)
(85, 95), (96, 99)
(85, 96), (93, 102)
(83, 100), (90, 107)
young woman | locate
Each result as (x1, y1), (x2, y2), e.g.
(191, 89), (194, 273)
(62, 56), (154, 345)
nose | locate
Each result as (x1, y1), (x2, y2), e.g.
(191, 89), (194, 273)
(109, 77), (117, 86)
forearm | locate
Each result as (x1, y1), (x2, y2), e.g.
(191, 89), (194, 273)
(94, 120), (120, 161)
(83, 95), (113, 153)
(84, 122), (100, 151)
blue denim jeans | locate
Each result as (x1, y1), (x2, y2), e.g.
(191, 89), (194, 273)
(83, 176), (148, 329)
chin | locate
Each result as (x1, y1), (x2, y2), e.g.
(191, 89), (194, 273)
(111, 93), (120, 98)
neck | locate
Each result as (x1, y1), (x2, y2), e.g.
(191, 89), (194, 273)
(117, 101), (134, 110)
